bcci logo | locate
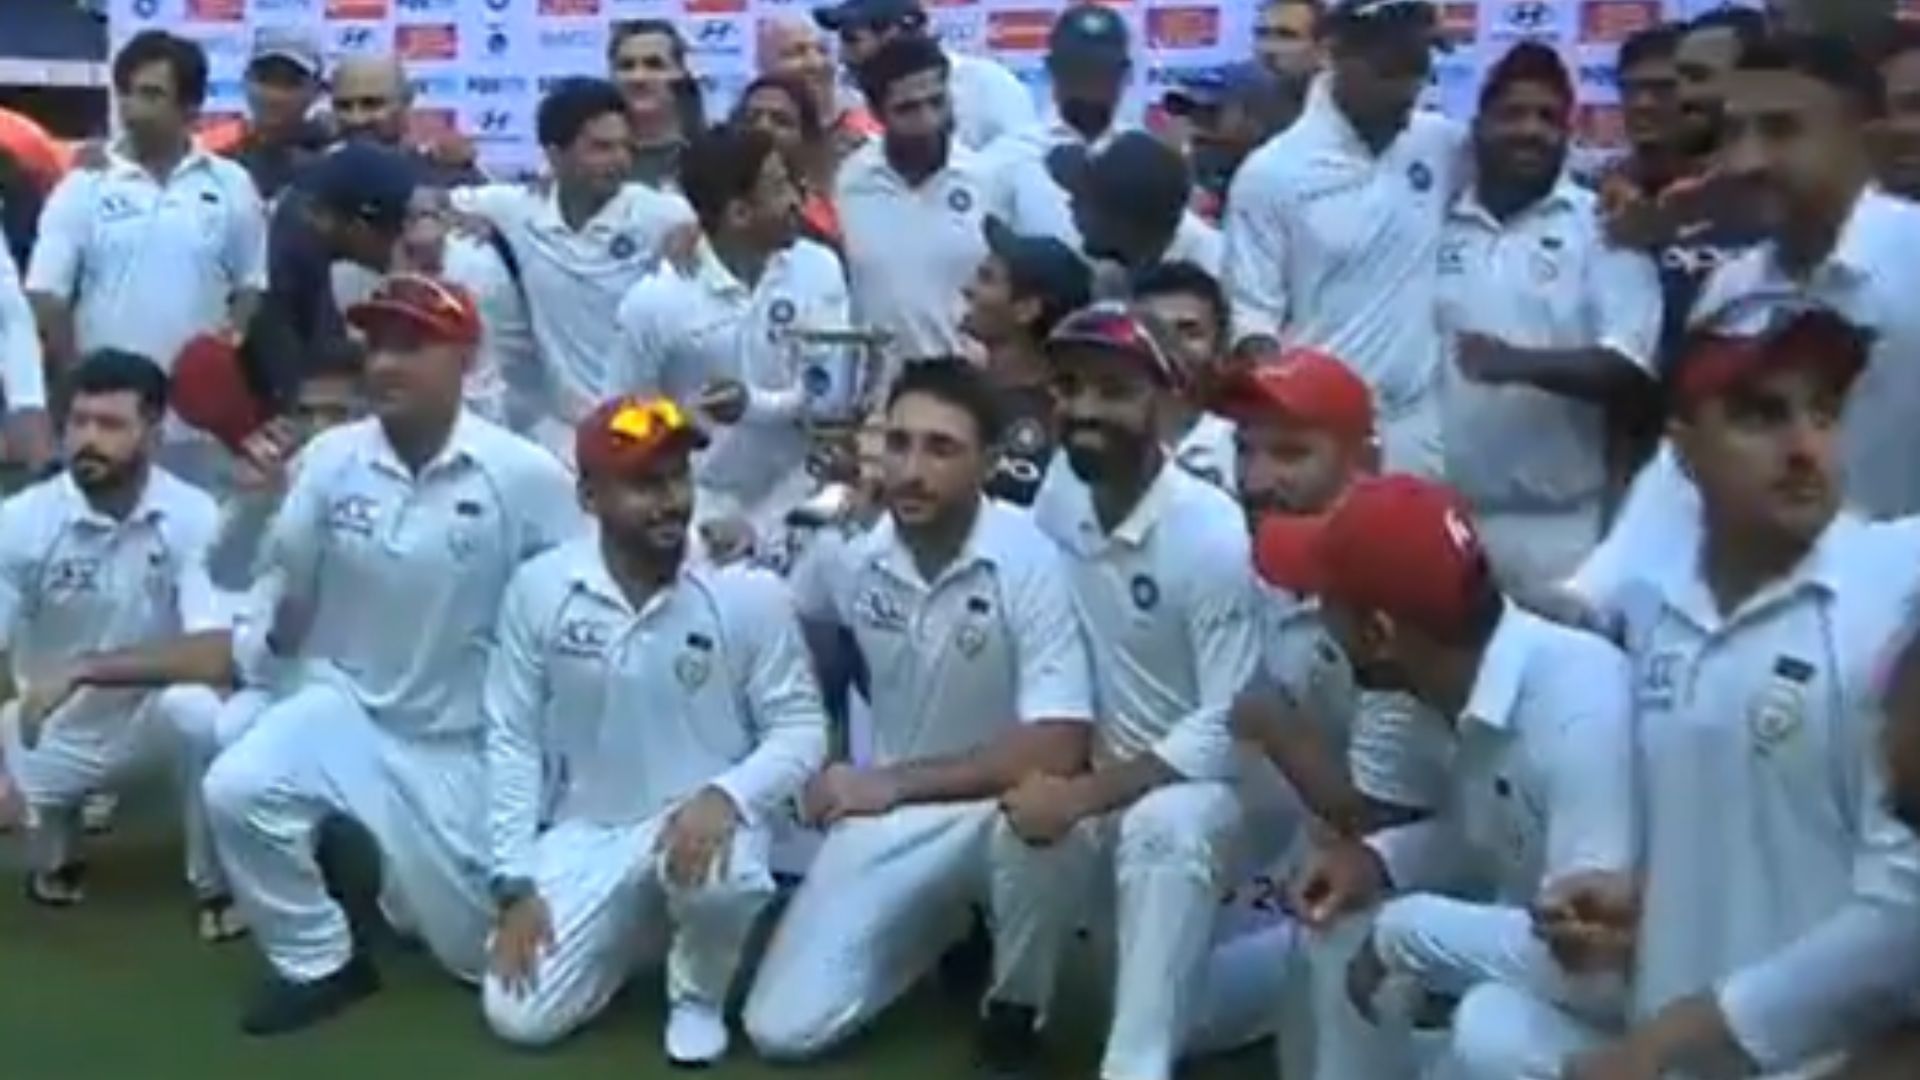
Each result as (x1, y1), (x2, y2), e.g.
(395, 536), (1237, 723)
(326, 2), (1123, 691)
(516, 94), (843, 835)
(132, 0), (161, 17)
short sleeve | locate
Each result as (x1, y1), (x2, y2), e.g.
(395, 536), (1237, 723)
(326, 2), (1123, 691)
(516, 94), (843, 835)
(1004, 545), (1096, 725)
(24, 171), (94, 298)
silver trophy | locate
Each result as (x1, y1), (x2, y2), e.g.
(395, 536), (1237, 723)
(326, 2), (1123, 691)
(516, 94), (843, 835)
(774, 325), (893, 431)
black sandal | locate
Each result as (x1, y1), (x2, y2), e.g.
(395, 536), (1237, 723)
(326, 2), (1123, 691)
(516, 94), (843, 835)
(25, 862), (87, 907)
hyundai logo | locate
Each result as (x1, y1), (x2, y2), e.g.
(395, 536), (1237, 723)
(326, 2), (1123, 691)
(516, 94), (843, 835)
(478, 109), (513, 133)
(336, 27), (374, 49)
(1505, 1), (1551, 30)
(696, 20), (739, 44)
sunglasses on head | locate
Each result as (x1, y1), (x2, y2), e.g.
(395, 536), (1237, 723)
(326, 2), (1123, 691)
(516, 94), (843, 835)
(608, 397), (693, 445)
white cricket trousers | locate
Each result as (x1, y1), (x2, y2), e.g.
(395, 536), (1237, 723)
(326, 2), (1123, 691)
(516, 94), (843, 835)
(1, 687), (224, 896)
(991, 780), (1243, 1080)
(203, 681), (490, 985)
(482, 813), (775, 1046)
(743, 800), (1014, 1058)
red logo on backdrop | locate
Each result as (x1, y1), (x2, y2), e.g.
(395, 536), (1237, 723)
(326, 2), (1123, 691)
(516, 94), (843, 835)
(185, 0), (244, 21)
(195, 111), (244, 133)
(1147, 7), (1220, 49)
(1576, 103), (1625, 146)
(684, 0), (748, 12)
(1438, 2), (1477, 44)
(1579, 0), (1660, 43)
(409, 108), (459, 142)
(325, 0), (388, 18)
(986, 10), (1054, 51)
(395, 23), (459, 62)
(537, 0), (601, 15)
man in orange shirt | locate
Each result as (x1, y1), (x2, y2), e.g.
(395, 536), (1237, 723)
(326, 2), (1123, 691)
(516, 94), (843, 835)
(0, 106), (71, 269)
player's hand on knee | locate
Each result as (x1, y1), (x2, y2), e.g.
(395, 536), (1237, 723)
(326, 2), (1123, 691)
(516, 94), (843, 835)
(998, 772), (1091, 846)
(1563, 1039), (1662, 1080)
(491, 895), (553, 997)
(801, 763), (898, 826)
(1286, 836), (1387, 929)
(1531, 870), (1639, 974)
(657, 786), (741, 888)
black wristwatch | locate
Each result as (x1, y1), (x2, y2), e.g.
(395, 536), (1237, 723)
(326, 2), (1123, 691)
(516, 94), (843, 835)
(489, 874), (536, 911)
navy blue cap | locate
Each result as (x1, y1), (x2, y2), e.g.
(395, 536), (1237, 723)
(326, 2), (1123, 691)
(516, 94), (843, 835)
(1047, 131), (1189, 223)
(984, 216), (1093, 320)
(1162, 61), (1283, 116)
(305, 142), (417, 231)
(1048, 3), (1131, 73)
(813, 0), (920, 32)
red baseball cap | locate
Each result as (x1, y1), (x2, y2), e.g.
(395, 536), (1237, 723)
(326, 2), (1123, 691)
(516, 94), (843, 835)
(575, 395), (709, 480)
(1046, 301), (1187, 390)
(1670, 303), (1870, 411)
(1212, 347), (1374, 446)
(172, 332), (271, 453)
(345, 273), (482, 346)
(1255, 474), (1492, 636)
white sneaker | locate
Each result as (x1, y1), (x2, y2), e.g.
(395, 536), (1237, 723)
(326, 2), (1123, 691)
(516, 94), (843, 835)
(664, 1000), (729, 1066)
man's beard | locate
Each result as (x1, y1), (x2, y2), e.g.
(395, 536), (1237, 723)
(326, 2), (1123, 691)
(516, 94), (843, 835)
(69, 448), (142, 497)
(1061, 420), (1144, 484)
(1059, 98), (1116, 140)
(883, 130), (950, 177)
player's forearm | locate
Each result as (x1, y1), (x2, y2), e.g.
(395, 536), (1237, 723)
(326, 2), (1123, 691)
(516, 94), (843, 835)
(881, 720), (1090, 805)
(1072, 752), (1180, 818)
(1491, 344), (1650, 406)
(713, 713), (829, 820)
(1236, 693), (1368, 835)
(27, 292), (76, 368)
(74, 631), (235, 689)
(485, 723), (544, 880)
(1625, 992), (1754, 1078)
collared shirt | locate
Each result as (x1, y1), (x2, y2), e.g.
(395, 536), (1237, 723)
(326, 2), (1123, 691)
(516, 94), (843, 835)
(1364, 604), (1635, 904)
(1031, 456), (1258, 781)
(1437, 178), (1661, 510)
(452, 182), (696, 424)
(1689, 186), (1920, 519)
(836, 139), (1072, 370)
(0, 468), (222, 735)
(484, 539), (826, 881)
(614, 236), (849, 515)
(244, 413), (581, 737)
(948, 50), (1038, 151)
(1606, 514), (1920, 1071)
(1173, 412), (1237, 493)
(0, 241), (43, 411)
(790, 498), (1096, 765)
(25, 145), (266, 371)
(1223, 76), (1466, 413)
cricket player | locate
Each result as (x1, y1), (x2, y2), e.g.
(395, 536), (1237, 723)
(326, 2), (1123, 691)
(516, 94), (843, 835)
(481, 394), (825, 1065)
(202, 273), (580, 1036)
(742, 358), (1096, 1068)
(1256, 474), (1637, 1078)
(1463, 305), (1920, 1079)
(0, 350), (226, 923)
(995, 303), (1263, 1080)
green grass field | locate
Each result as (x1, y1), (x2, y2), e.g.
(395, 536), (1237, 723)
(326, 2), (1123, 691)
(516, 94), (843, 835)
(0, 794), (1273, 1080)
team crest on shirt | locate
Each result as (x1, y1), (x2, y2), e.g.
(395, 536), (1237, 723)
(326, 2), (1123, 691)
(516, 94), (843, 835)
(1637, 650), (1679, 711)
(609, 233), (638, 261)
(858, 582), (911, 632)
(1528, 249), (1560, 284)
(1407, 162), (1433, 193)
(769, 298), (797, 326)
(1437, 241), (1466, 275)
(1749, 655), (1814, 756)
(45, 556), (102, 596)
(674, 632), (714, 690)
(955, 595), (993, 658)
(99, 193), (137, 222)
(325, 494), (379, 538)
(556, 618), (611, 658)
(948, 187), (974, 214)
(1129, 574), (1160, 612)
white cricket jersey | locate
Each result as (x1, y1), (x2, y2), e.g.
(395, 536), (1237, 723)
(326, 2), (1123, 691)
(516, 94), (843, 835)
(1610, 514), (1920, 1070)
(1437, 178), (1661, 512)
(614, 236), (848, 517)
(0, 242), (44, 411)
(1031, 456), (1258, 781)
(1363, 605), (1635, 904)
(789, 497), (1096, 765)
(484, 538), (827, 882)
(207, 489), (280, 592)
(0, 468), (223, 733)
(836, 138), (1072, 368)
(243, 413), (581, 737)
(948, 50), (1038, 151)
(25, 146), (266, 372)
(1690, 187), (1920, 519)
(451, 182), (695, 424)
(1222, 76), (1465, 414)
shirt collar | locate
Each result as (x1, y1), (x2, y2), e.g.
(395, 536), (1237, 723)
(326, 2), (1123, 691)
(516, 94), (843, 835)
(690, 237), (788, 301)
(58, 469), (170, 530)
(1299, 74), (1377, 160)
(534, 184), (626, 235)
(869, 497), (1010, 588)
(106, 141), (215, 182)
(1659, 512), (1861, 632)
(1451, 173), (1581, 228)
(1460, 601), (1532, 733)
(568, 537), (711, 620)
(1754, 184), (1890, 291)
(363, 409), (486, 480)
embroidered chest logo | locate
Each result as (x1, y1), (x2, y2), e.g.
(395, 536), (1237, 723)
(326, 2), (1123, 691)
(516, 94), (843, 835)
(955, 595), (993, 658)
(449, 499), (486, 560)
(1130, 574), (1160, 612)
(1407, 162), (1434, 193)
(1438, 240), (1467, 275)
(46, 557), (102, 595)
(1638, 650), (1680, 710)
(556, 618), (611, 658)
(768, 298), (797, 326)
(609, 233), (638, 261)
(675, 632), (715, 690)
(858, 581), (912, 633)
(947, 187), (974, 214)
(326, 494), (380, 538)
(1750, 655), (1815, 756)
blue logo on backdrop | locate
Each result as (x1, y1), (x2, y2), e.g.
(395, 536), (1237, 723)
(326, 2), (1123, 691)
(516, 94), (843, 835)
(132, 0), (161, 17)
(486, 29), (510, 56)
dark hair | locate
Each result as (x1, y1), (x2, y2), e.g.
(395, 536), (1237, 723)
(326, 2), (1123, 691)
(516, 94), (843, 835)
(1479, 40), (1574, 112)
(112, 30), (210, 110)
(1737, 30), (1885, 117)
(71, 349), (169, 419)
(734, 74), (825, 144)
(1617, 23), (1682, 74)
(303, 338), (367, 381)
(609, 20), (708, 133)
(886, 357), (1005, 448)
(856, 33), (951, 113)
(1129, 261), (1228, 341)
(679, 124), (783, 232)
(536, 77), (631, 149)
(1687, 5), (1769, 51)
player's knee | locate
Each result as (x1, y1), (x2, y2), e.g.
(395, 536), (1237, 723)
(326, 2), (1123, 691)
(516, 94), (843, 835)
(155, 684), (222, 746)
(1447, 982), (1539, 1080)
(742, 984), (838, 1061)
(201, 750), (268, 829)
(1115, 783), (1233, 873)
(481, 982), (570, 1048)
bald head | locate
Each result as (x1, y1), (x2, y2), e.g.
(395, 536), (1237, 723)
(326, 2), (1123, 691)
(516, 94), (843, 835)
(331, 54), (411, 145)
(756, 15), (837, 117)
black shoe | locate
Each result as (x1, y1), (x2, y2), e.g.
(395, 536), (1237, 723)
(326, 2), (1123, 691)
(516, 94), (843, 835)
(975, 1002), (1041, 1079)
(25, 862), (87, 907)
(240, 953), (380, 1036)
(939, 908), (992, 997)
(315, 816), (383, 945)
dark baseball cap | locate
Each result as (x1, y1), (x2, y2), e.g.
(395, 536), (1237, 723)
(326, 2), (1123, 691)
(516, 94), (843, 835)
(1048, 3), (1131, 74)
(984, 216), (1093, 327)
(1047, 131), (1190, 224)
(1163, 61), (1284, 116)
(814, 0), (921, 32)
(1326, 0), (1448, 48)
(304, 142), (417, 232)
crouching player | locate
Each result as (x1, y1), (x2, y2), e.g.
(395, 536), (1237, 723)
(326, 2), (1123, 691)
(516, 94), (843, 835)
(742, 359), (1095, 1064)
(481, 394), (827, 1066)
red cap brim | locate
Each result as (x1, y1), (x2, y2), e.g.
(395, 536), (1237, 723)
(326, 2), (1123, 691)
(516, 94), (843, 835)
(1253, 513), (1331, 594)
(346, 300), (480, 346)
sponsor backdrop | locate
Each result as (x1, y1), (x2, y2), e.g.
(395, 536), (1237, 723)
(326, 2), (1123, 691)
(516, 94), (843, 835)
(107, 0), (1756, 176)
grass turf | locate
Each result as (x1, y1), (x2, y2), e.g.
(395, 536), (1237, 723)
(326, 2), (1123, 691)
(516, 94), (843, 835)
(0, 795), (1274, 1080)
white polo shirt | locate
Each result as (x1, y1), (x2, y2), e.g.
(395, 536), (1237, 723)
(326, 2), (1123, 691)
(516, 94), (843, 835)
(0, 468), (222, 735)
(1436, 178), (1661, 512)
(1364, 604), (1635, 903)
(243, 413), (581, 738)
(26, 146), (266, 372)
(1031, 456), (1258, 782)
(790, 497), (1096, 765)
(484, 539), (826, 881)
(614, 236), (849, 516)
(836, 138), (1071, 368)
(451, 183), (695, 424)
(0, 242), (43, 412)
(948, 50), (1038, 152)
(1609, 514), (1920, 1071)
(1223, 76), (1465, 415)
